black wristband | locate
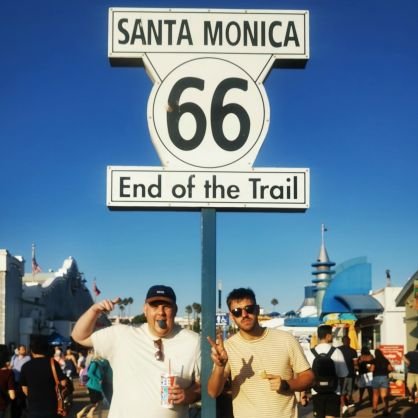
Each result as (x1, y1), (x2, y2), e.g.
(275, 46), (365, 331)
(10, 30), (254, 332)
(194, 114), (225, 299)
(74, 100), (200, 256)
(280, 380), (290, 392)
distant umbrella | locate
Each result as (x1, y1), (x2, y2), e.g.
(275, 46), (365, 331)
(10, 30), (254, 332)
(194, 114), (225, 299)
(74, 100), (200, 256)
(48, 331), (71, 346)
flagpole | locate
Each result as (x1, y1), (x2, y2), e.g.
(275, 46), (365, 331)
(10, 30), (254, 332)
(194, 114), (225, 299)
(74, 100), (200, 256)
(32, 243), (35, 278)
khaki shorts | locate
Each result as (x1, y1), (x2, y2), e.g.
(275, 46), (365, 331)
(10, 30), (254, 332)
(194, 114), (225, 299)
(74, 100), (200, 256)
(407, 372), (418, 389)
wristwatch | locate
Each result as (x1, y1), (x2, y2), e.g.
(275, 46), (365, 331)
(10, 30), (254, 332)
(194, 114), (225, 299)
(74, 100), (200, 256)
(279, 380), (290, 392)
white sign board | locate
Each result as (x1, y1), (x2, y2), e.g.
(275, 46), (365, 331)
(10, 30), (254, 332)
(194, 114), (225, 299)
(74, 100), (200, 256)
(107, 167), (309, 210)
(107, 8), (310, 211)
(109, 8), (309, 57)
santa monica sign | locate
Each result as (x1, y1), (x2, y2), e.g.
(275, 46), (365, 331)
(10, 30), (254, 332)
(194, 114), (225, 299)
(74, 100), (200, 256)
(107, 8), (310, 210)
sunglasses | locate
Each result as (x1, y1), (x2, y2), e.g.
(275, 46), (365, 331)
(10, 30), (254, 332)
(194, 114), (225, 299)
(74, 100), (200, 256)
(230, 304), (258, 318)
(154, 339), (164, 361)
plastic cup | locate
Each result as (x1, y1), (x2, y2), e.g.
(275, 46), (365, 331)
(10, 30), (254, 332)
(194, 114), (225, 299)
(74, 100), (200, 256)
(161, 373), (176, 408)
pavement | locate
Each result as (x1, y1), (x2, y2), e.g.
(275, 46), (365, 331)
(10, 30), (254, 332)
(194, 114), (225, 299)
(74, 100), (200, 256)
(68, 379), (109, 418)
(298, 393), (418, 418)
(68, 378), (418, 418)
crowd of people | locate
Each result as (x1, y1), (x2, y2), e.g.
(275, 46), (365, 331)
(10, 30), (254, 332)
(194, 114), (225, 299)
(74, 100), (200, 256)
(2, 284), (418, 418)
(0, 338), (111, 418)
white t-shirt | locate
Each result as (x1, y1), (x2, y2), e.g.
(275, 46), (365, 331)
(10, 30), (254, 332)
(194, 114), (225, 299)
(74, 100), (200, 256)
(305, 342), (348, 394)
(92, 324), (201, 418)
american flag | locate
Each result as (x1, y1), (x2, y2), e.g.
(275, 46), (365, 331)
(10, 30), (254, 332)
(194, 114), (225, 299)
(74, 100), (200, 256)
(31, 244), (41, 274)
(93, 280), (101, 296)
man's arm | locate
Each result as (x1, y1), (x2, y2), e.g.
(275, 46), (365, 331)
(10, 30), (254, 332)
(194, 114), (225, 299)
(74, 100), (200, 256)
(207, 335), (229, 398)
(287, 369), (314, 392)
(208, 364), (229, 398)
(266, 369), (314, 393)
(72, 298), (120, 347)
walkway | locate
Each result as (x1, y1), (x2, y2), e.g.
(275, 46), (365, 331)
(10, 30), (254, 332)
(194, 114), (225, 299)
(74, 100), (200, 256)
(68, 378), (418, 418)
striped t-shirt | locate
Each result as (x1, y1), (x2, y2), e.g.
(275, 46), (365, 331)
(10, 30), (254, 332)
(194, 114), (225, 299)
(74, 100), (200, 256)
(224, 328), (310, 418)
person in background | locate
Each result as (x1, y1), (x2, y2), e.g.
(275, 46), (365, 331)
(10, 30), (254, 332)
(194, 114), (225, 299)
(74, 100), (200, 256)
(53, 347), (65, 371)
(63, 348), (78, 378)
(357, 346), (374, 405)
(20, 336), (67, 418)
(76, 349), (87, 375)
(72, 285), (201, 418)
(208, 287), (314, 418)
(339, 335), (358, 415)
(76, 353), (105, 418)
(370, 348), (393, 416)
(0, 345), (15, 418)
(404, 343), (418, 404)
(305, 325), (348, 418)
(10, 345), (30, 418)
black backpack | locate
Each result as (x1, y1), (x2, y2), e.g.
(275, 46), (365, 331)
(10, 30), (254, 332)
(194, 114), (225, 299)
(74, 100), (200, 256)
(311, 346), (338, 394)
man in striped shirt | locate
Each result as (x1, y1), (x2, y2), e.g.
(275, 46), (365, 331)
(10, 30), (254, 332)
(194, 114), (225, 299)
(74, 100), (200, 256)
(208, 287), (314, 418)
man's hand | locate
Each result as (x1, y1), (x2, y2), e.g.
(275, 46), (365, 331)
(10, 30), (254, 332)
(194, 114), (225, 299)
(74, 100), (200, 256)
(169, 380), (201, 405)
(92, 297), (121, 315)
(207, 334), (228, 367)
(265, 374), (283, 392)
(72, 297), (121, 347)
(169, 383), (186, 405)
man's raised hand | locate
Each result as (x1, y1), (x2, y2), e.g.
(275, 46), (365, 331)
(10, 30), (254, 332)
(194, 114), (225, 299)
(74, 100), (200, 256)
(207, 333), (228, 367)
(92, 297), (121, 314)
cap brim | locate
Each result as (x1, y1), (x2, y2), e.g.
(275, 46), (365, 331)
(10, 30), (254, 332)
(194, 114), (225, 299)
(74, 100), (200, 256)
(146, 296), (176, 305)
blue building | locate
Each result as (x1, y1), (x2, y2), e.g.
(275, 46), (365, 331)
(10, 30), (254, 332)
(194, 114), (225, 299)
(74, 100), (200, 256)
(284, 225), (384, 348)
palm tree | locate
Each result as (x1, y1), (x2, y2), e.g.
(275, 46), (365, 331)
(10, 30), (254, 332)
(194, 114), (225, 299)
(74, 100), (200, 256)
(192, 303), (201, 332)
(192, 302), (201, 318)
(127, 297), (134, 316)
(185, 305), (193, 329)
(271, 298), (279, 312)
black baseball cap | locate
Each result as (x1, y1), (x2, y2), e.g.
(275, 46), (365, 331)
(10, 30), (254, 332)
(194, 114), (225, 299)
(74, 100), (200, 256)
(145, 285), (176, 305)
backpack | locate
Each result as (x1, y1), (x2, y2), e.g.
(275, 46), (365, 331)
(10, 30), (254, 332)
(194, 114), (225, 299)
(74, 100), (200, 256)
(311, 346), (338, 394)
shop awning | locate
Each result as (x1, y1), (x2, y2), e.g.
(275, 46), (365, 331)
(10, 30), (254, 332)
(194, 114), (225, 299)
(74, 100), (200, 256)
(335, 294), (383, 314)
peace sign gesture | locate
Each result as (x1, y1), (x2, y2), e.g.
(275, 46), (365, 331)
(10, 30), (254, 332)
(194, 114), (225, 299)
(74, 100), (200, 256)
(207, 333), (228, 368)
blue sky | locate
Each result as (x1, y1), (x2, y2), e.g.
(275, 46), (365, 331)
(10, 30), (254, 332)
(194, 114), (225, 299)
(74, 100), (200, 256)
(2, 0), (418, 316)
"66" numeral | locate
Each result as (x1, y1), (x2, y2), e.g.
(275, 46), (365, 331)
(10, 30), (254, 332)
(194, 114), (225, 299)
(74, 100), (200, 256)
(167, 77), (250, 152)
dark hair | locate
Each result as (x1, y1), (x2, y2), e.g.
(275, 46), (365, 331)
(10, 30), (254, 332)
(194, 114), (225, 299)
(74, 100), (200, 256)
(317, 325), (333, 340)
(361, 346), (371, 356)
(374, 348), (388, 369)
(226, 288), (256, 310)
(416, 343), (418, 351)
(0, 345), (10, 368)
(30, 335), (52, 356)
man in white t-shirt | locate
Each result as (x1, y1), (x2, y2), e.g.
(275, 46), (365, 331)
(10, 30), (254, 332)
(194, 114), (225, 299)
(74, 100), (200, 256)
(72, 285), (201, 418)
(305, 325), (348, 418)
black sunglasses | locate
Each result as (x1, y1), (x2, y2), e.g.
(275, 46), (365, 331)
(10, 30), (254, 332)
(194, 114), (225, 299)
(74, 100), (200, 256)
(154, 339), (164, 361)
(231, 304), (258, 318)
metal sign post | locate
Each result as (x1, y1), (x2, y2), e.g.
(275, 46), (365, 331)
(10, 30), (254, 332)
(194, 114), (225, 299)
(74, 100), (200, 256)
(200, 208), (217, 418)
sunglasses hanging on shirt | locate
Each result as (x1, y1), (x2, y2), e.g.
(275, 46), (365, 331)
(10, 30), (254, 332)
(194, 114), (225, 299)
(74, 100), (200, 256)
(154, 339), (164, 361)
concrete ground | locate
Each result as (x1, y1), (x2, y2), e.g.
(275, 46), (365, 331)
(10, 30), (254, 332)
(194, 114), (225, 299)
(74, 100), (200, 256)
(298, 393), (418, 418)
(68, 378), (418, 418)
(68, 379), (109, 418)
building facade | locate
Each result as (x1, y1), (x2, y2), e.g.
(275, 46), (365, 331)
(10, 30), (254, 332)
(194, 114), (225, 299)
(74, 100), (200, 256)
(1, 248), (97, 348)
